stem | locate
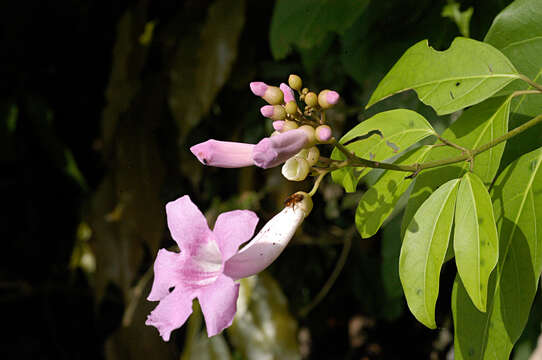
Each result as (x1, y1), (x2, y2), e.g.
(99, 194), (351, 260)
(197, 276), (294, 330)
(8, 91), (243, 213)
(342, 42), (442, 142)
(308, 170), (329, 196)
(332, 113), (542, 174)
(519, 74), (542, 93)
(435, 133), (471, 154)
(298, 232), (352, 317)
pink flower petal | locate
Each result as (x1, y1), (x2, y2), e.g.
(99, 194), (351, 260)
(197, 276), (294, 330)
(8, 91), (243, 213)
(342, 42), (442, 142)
(190, 140), (255, 168)
(147, 249), (184, 301)
(250, 81), (268, 97)
(253, 128), (309, 169)
(146, 287), (195, 341)
(213, 210), (259, 260)
(280, 83), (295, 103)
(198, 274), (240, 337)
(166, 195), (212, 254)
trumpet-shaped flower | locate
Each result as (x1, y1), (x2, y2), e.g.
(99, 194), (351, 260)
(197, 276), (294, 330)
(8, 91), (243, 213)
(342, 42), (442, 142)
(146, 194), (312, 340)
(191, 129), (310, 169)
(146, 195), (258, 340)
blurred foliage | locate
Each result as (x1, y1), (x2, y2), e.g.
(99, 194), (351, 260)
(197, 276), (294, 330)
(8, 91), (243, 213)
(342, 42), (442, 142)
(3, 0), (536, 359)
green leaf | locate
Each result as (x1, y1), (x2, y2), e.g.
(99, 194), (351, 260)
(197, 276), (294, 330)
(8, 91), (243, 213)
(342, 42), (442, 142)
(484, 0), (542, 170)
(453, 147), (542, 360)
(367, 37), (519, 115)
(454, 172), (499, 312)
(228, 273), (300, 359)
(269, 0), (369, 59)
(399, 178), (460, 329)
(331, 109), (435, 192)
(441, 1), (473, 38)
(356, 145), (432, 238)
(401, 96), (512, 237)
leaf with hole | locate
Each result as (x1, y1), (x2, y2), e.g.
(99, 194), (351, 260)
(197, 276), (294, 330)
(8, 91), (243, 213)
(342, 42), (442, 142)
(367, 37), (519, 115)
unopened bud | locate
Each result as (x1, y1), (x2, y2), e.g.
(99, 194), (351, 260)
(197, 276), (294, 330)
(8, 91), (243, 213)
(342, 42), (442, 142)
(315, 125), (332, 143)
(282, 157), (310, 181)
(298, 125), (316, 147)
(318, 90), (340, 109)
(250, 81), (284, 105)
(305, 92), (318, 107)
(261, 105), (286, 120)
(288, 74), (302, 91)
(272, 121), (285, 131)
(280, 83), (295, 103)
(285, 101), (298, 115)
(263, 86), (284, 105)
(250, 81), (268, 97)
(282, 120), (299, 132)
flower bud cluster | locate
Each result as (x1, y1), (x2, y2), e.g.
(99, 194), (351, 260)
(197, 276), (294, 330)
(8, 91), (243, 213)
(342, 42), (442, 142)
(250, 74), (339, 181)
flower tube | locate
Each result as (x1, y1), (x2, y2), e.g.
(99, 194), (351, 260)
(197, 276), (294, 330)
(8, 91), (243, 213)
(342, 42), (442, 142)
(190, 140), (255, 168)
(223, 192), (312, 279)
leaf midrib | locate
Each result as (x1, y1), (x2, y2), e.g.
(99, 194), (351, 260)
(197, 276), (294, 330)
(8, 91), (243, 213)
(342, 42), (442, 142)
(477, 151), (542, 356)
(422, 181), (457, 323)
(389, 74), (520, 98)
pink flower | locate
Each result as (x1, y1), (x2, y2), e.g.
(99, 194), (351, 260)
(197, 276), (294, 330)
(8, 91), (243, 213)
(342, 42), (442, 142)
(253, 128), (310, 169)
(190, 129), (310, 169)
(146, 194), (313, 340)
(146, 195), (259, 340)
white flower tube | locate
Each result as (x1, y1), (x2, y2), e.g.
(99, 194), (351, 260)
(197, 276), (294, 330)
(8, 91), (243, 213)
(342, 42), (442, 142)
(223, 192), (313, 280)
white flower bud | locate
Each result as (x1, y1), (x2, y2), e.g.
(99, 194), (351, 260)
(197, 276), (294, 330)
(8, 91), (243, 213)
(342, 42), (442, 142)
(281, 157), (310, 181)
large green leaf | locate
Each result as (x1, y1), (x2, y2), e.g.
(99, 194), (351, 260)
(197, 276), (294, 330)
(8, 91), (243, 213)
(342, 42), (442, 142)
(399, 178), (460, 329)
(367, 37), (519, 115)
(269, 0), (369, 59)
(484, 0), (542, 170)
(453, 147), (542, 360)
(356, 145), (432, 238)
(401, 96), (511, 237)
(331, 109), (435, 192)
(454, 172), (499, 312)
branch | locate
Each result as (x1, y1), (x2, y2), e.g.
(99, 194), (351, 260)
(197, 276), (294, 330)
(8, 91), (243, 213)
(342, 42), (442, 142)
(519, 74), (542, 93)
(332, 113), (542, 175)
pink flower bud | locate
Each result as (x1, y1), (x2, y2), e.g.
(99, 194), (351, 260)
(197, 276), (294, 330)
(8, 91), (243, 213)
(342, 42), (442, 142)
(190, 140), (255, 168)
(250, 81), (268, 97)
(318, 90), (340, 109)
(260, 105), (274, 118)
(252, 129), (310, 169)
(280, 83), (295, 103)
(273, 121), (285, 131)
(315, 125), (332, 142)
(326, 90), (340, 105)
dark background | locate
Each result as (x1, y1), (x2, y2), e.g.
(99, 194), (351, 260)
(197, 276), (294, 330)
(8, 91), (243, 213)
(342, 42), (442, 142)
(2, 0), (539, 359)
